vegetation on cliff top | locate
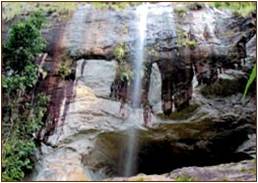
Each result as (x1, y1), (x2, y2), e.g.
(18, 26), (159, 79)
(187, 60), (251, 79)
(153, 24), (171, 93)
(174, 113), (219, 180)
(92, 2), (141, 11)
(210, 2), (256, 16)
(2, 2), (77, 22)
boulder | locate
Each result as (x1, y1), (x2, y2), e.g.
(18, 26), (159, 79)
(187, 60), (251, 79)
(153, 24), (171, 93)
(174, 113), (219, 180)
(34, 148), (90, 181)
(76, 59), (117, 98)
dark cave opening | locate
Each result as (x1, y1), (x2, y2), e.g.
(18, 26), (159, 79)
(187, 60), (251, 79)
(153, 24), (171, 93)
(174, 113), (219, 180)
(135, 140), (252, 176)
(92, 126), (254, 179)
(133, 129), (253, 176)
(116, 129), (253, 177)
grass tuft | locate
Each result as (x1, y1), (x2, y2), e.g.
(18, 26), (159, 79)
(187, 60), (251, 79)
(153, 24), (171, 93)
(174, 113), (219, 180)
(209, 2), (256, 17)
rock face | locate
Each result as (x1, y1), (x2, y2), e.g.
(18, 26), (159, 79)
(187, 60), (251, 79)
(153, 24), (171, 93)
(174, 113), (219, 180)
(62, 4), (135, 59)
(35, 148), (89, 181)
(84, 92), (256, 178)
(76, 59), (117, 98)
(33, 2), (256, 181)
(55, 2), (256, 114)
(148, 63), (162, 113)
(106, 160), (256, 181)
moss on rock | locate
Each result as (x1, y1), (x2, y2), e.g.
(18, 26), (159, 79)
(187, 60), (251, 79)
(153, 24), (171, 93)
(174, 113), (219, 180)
(200, 78), (246, 97)
(175, 175), (193, 182)
(157, 104), (199, 120)
(174, 7), (187, 17)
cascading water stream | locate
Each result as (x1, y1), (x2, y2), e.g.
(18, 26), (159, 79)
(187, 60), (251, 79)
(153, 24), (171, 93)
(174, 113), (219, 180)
(123, 4), (149, 177)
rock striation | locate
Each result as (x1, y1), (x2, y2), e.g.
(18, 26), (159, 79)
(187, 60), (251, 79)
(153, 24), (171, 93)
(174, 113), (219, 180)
(32, 2), (256, 181)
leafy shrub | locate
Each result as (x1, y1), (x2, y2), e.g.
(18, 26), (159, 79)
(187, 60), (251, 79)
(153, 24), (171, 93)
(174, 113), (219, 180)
(2, 93), (49, 181)
(114, 43), (127, 63)
(113, 43), (133, 83)
(4, 11), (46, 73)
(58, 62), (72, 79)
(28, 10), (46, 29)
(57, 52), (73, 80)
(2, 11), (48, 181)
(2, 139), (36, 181)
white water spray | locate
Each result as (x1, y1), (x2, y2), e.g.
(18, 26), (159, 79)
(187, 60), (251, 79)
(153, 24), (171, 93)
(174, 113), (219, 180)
(123, 4), (149, 177)
(131, 4), (149, 108)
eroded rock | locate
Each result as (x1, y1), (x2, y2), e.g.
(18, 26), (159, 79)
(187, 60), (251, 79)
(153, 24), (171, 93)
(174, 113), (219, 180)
(34, 148), (90, 181)
(106, 160), (256, 181)
(33, 2), (256, 181)
(82, 92), (256, 179)
(76, 59), (117, 98)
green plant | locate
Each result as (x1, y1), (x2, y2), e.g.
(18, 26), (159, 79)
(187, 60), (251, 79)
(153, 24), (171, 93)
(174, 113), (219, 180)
(114, 43), (127, 63)
(92, 2), (109, 9)
(2, 138), (35, 181)
(4, 11), (46, 73)
(209, 2), (256, 17)
(174, 7), (187, 17)
(119, 64), (132, 82)
(243, 64), (256, 97)
(187, 3), (203, 11)
(92, 2), (140, 11)
(175, 175), (193, 181)
(129, 175), (145, 181)
(176, 28), (197, 48)
(157, 104), (199, 120)
(2, 2), (78, 22)
(114, 43), (133, 83)
(58, 62), (72, 79)
(2, 11), (48, 181)
(28, 10), (46, 29)
(184, 39), (197, 49)
(2, 64), (38, 97)
(58, 52), (73, 79)
(2, 93), (49, 181)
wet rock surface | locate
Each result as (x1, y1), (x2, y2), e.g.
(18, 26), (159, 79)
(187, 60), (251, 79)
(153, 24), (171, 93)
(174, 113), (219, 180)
(84, 92), (255, 179)
(56, 3), (256, 113)
(32, 2), (256, 181)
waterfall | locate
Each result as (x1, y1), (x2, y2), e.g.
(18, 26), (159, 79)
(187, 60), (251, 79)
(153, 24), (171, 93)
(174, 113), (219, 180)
(131, 4), (148, 108)
(123, 3), (149, 177)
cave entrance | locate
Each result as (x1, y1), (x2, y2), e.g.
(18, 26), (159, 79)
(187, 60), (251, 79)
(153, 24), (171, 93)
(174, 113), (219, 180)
(135, 140), (251, 176)
(89, 128), (253, 179)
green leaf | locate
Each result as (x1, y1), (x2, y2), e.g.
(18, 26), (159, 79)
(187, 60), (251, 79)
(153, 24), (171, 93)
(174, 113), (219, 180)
(243, 64), (256, 97)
